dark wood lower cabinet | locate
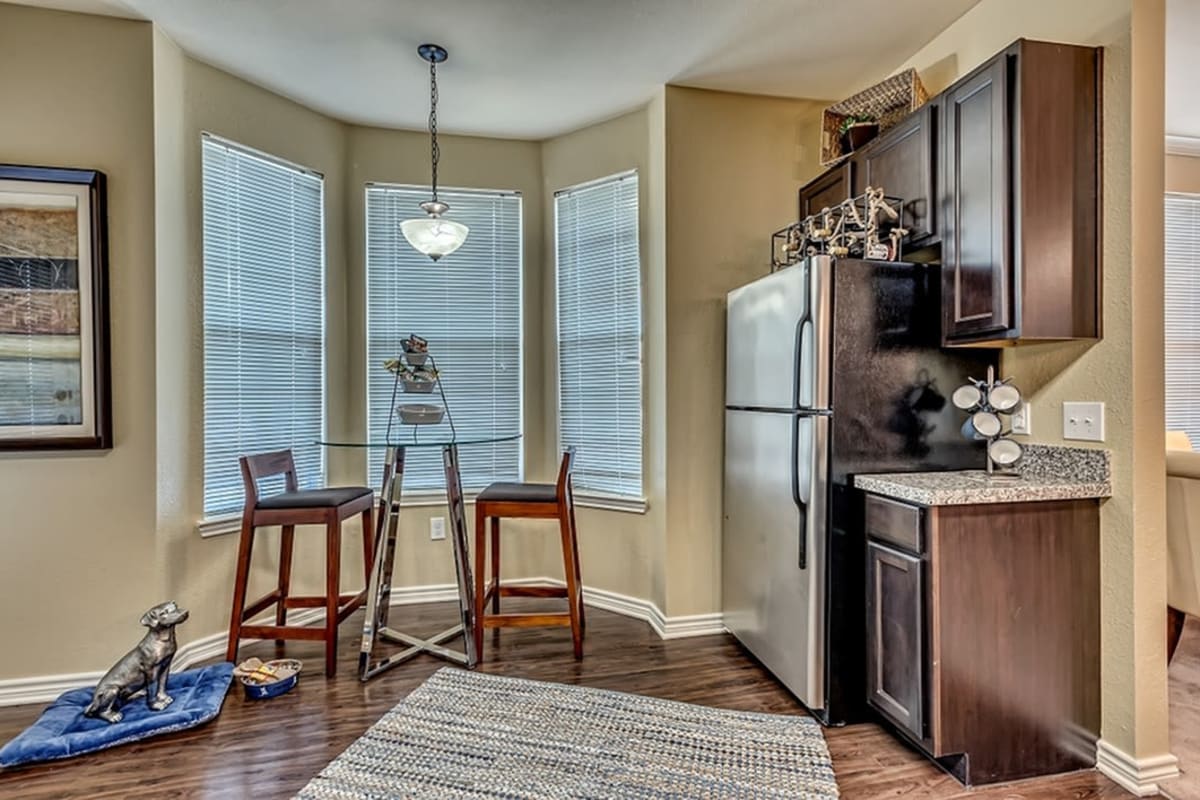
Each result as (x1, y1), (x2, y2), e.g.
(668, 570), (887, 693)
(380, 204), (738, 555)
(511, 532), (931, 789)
(866, 541), (925, 741)
(864, 494), (1101, 786)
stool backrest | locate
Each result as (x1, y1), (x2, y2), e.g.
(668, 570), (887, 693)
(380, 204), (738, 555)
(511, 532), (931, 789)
(239, 449), (299, 511)
(556, 447), (578, 500)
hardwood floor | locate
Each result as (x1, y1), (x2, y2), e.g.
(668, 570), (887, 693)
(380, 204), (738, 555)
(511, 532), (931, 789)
(0, 599), (1138, 799)
(1164, 617), (1200, 800)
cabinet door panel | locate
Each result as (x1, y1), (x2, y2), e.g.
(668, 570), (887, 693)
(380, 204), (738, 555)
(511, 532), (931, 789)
(941, 56), (1011, 341)
(857, 105), (935, 243)
(799, 163), (852, 221)
(867, 540), (925, 739)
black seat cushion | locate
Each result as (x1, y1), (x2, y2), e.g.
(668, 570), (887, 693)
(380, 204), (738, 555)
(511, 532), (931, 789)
(256, 486), (373, 510)
(476, 482), (558, 503)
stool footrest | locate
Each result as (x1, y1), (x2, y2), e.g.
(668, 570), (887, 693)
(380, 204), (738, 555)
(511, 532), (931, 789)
(283, 593), (362, 609)
(239, 624), (329, 642)
(241, 590), (282, 620)
(481, 612), (572, 629)
(497, 584), (567, 599)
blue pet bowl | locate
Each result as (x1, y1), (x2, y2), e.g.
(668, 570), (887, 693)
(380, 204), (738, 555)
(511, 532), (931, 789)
(235, 658), (301, 700)
(243, 673), (298, 700)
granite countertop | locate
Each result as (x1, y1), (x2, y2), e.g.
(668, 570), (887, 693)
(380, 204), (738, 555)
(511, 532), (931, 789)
(854, 444), (1112, 506)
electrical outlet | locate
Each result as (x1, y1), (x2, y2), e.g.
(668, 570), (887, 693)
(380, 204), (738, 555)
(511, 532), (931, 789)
(1011, 402), (1031, 435)
(430, 517), (446, 541)
(1063, 401), (1105, 442)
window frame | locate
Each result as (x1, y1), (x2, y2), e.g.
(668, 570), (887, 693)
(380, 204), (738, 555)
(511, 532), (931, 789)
(363, 182), (525, 498)
(199, 132), (328, 523)
(553, 169), (646, 511)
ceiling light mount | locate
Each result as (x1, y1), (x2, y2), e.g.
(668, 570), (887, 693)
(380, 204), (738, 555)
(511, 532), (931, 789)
(417, 43), (448, 64)
(402, 42), (468, 261)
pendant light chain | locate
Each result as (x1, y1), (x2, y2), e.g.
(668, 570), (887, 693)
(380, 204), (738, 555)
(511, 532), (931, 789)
(429, 57), (440, 204)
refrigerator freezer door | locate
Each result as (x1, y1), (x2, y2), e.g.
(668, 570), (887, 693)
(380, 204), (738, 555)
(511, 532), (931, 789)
(726, 264), (808, 410)
(725, 257), (832, 411)
(722, 408), (828, 709)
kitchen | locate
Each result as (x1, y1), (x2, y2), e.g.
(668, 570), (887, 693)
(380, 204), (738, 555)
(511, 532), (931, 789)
(0, 0), (1171, 796)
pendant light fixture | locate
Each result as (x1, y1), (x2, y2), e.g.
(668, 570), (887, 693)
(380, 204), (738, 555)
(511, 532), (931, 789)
(401, 43), (468, 261)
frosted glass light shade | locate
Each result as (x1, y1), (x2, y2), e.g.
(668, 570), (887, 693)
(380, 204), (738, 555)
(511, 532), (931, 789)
(401, 215), (469, 261)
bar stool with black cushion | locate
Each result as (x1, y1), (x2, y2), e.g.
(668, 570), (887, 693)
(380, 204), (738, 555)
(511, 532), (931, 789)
(473, 448), (584, 661)
(225, 449), (375, 677)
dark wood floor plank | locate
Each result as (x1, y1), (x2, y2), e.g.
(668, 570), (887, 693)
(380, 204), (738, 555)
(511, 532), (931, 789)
(0, 599), (1141, 799)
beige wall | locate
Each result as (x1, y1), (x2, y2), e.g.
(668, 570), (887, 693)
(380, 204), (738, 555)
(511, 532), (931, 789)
(662, 87), (827, 616)
(890, 0), (1169, 761)
(539, 105), (668, 608)
(1167, 154), (1200, 193)
(0, 5), (159, 678)
(155, 53), (355, 650)
(343, 125), (552, 589)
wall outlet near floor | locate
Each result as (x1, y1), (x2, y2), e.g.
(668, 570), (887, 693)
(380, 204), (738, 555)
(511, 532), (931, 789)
(1062, 401), (1105, 442)
(1011, 402), (1031, 435)
(430, 516), (446, 541)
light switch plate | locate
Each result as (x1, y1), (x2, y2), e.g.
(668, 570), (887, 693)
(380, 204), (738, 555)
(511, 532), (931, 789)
(430, 516), (446, 541)
(1011, 402), (1031, 435)
(1063, 401), (1105, 442)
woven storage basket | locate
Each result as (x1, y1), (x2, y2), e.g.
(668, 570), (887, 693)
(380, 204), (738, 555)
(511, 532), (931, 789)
(821, 68), (929, 167)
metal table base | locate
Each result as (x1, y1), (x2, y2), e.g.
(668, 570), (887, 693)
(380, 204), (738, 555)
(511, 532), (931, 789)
(359, 444), (478, 680)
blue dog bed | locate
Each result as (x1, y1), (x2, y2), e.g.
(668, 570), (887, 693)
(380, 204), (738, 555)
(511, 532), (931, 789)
(0, 663), (234, 768)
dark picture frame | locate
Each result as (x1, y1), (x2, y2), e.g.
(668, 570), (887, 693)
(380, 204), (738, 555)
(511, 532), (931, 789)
(0, 165), (112, 450)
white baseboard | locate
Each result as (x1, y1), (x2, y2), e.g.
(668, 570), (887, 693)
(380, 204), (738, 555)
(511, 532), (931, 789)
(0, 578), (725, 709)
(1096, 739), (1180, 796)
(0, 608), (325, 709)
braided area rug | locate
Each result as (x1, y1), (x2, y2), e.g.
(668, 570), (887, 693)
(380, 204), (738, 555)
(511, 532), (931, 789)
(295, 667), (838, 799)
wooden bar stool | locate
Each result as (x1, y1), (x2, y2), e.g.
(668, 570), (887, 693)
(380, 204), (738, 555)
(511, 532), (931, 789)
(473, 448), (583, 661)
(225, 449), (375, 677)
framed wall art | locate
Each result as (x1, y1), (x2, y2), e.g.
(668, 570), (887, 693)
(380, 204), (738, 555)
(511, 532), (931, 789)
(0, 165), (111, 450)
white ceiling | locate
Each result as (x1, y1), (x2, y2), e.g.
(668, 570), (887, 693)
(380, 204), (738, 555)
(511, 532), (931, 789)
(11, 0), (982, 139)
(1168, 0), (1200, 140)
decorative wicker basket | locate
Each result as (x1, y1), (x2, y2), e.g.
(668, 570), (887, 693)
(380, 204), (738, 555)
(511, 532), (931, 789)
(820, 68), (929, 167)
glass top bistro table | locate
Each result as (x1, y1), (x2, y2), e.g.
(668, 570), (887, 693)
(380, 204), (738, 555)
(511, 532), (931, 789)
(318, 433), (521, 680)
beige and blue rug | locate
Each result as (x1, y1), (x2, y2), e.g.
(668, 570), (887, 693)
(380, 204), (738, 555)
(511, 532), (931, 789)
(296, 667), (838, 799)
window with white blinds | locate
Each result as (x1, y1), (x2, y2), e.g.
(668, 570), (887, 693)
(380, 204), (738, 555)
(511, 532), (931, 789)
(202, 134), (326, 515)
(365, 185), (522, 490)
(555, 171), (643, 499)
(1167, 193), (1200, 448)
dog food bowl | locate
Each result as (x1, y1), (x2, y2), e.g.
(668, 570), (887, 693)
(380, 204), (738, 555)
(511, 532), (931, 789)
(233, 658), (302, 700)
(396, 403), (445, 425)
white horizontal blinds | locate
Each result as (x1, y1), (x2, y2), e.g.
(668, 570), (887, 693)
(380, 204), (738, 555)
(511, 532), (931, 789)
(202, 135), (326, 515)
(365, 185), (522, 490)
(555, 171), (643, 497)
(1167, 193), (1200, 449)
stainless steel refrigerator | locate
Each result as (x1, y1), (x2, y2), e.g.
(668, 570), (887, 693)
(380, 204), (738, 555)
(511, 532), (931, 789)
(722, 254), (995, 725)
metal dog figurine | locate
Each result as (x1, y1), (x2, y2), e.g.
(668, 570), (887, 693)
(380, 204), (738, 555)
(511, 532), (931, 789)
(84, 601), (190, 724)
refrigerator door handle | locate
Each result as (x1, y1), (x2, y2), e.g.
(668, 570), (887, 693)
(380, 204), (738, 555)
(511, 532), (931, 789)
(791, 414), (807, 569)
(806, 415), (829, 571)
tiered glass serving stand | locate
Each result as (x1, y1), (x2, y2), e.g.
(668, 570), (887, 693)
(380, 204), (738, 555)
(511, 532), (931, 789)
(318, 350), (519, 680)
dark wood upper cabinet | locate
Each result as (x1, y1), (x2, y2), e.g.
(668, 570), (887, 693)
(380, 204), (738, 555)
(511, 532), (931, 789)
(853, 103), (937, 244)
(940, 56), (1011, 340)
(799, 161), (852, 221)
(939, 39), (1101, 344)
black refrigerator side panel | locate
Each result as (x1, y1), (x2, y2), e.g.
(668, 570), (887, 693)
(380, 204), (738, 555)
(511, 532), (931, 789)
(822, 259), (997, 726)
(829, 260), (996, 482)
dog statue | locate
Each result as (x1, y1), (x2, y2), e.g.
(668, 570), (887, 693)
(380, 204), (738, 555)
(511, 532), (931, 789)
(84, 601), (190, 724)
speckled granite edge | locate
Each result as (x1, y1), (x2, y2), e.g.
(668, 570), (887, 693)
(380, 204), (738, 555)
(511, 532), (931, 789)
(853, 475), (1112, 506)
(854, 444), (1112, 506)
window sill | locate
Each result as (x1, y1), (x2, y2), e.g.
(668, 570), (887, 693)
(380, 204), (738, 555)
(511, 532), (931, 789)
(573, 493), (648, 514)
